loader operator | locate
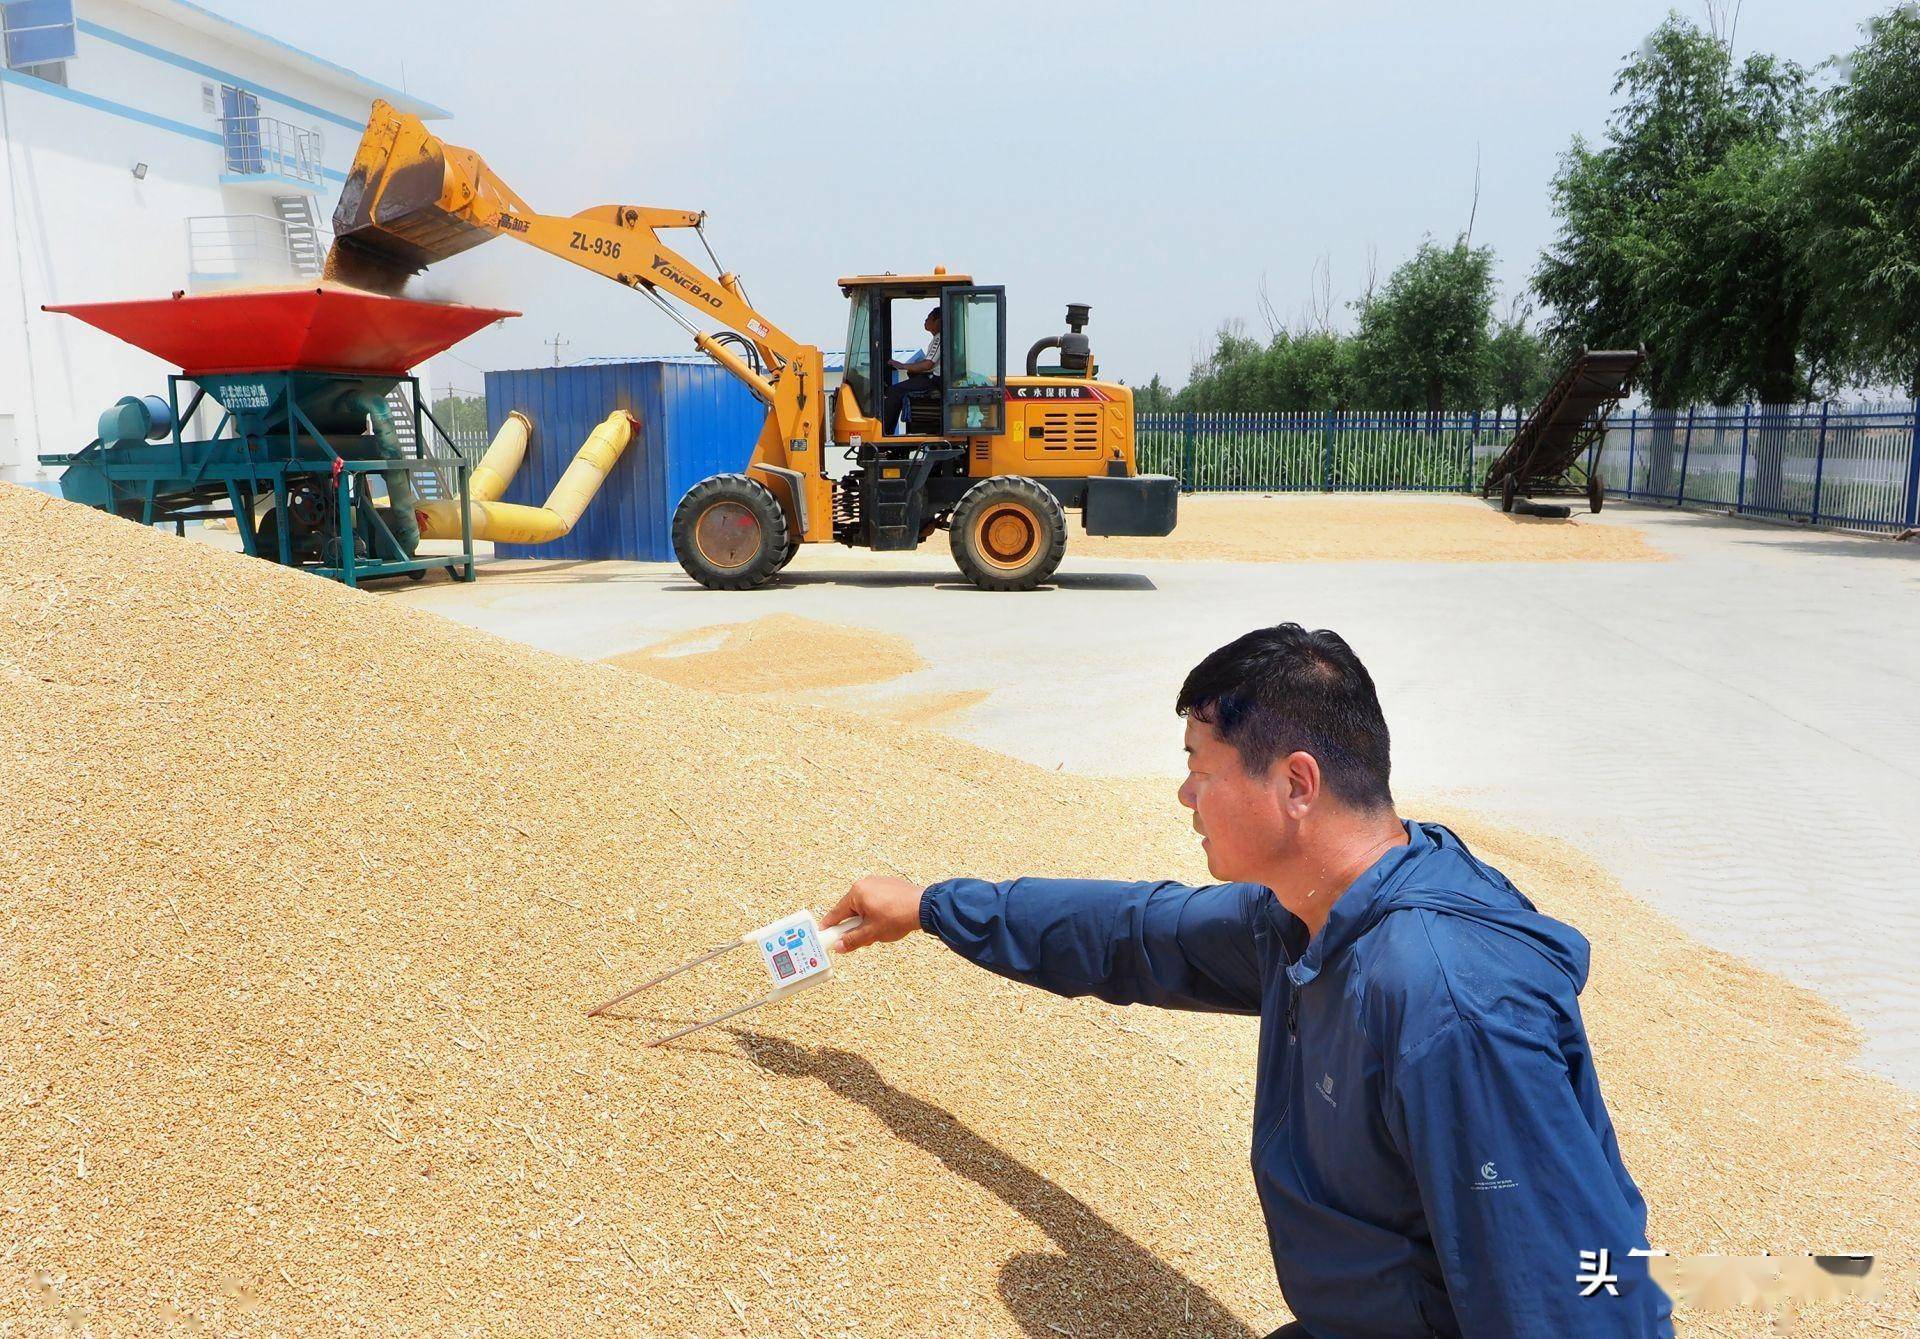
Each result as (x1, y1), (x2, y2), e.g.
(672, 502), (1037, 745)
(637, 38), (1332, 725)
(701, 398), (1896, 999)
(824, 624), (1672, 1339)
(882, 307), (941, 434)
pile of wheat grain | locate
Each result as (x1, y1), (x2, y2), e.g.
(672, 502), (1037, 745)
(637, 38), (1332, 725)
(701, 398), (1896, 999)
(2, 484), (1911, 1336)
(0, 485), (1272, 1337)
(605, 615), (988, 730)
(1071, 494), (1665, 564)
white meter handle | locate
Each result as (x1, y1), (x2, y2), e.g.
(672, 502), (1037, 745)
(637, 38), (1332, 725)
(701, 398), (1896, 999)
(818, 915), (864, 951)
(739, 914), (864, 950)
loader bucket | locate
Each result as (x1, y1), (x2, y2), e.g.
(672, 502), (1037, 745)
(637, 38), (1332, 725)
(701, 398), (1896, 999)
(325, 100), (496, 294)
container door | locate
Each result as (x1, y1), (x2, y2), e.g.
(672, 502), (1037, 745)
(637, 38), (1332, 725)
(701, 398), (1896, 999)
(940, 286), (1005, 437)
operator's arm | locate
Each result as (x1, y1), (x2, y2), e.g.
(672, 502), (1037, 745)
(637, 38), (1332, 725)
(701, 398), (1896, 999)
(1383, 1016), (1670, 1337)
(822, 875), (1268, 1013)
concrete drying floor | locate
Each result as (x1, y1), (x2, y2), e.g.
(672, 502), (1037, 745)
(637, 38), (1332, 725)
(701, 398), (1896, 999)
(388, 496), (1920, 1089)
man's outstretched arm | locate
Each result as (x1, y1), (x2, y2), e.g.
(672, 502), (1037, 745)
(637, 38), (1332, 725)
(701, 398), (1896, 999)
(822, 875), (1268, 1014)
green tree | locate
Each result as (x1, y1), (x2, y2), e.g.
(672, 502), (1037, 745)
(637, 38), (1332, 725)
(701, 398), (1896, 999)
(1486, 302), (1558, 417)
(431, 393), (489, 437)
(1132, 374), (1177, 414)
(1536, 15), (1818, 491)
(1262, 328), (1357, 411)
(1802, 4), (1920, 396)
(1351, 237), (1496, 413)
(1180, 325), (1268, 411)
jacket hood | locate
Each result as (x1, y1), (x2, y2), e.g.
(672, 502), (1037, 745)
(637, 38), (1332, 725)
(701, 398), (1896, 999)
(1285, 820), (1591, 992)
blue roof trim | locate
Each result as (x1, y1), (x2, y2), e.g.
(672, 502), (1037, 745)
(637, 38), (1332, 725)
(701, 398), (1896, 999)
(0, 66), (222, 145)
(76, 18), (448, 133)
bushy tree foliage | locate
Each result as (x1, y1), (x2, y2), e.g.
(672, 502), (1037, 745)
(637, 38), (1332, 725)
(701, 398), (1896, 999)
(1154, 7), (1920, 415)
(1802, 4), (1920, 396)
(1534, 15), (1818, 408)
(1351, 239), (1497, 413)
(1487, 305), (1558, 418)
(430, 393), (489, 436)
(1174, 243), (1503, 414)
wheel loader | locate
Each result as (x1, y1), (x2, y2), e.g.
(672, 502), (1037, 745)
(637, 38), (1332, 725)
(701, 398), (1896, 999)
(328, 101), (1177, 591)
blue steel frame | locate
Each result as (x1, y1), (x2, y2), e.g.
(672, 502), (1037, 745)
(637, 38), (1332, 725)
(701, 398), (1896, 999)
(39, 372), (475, 588)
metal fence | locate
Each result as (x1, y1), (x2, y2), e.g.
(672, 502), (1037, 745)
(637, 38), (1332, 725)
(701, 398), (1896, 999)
(1138, 409), (1521, 494)
(1139, 402), (1920, 532)
(450, 428), (490, 459)
(1599, 403), (1919, 531)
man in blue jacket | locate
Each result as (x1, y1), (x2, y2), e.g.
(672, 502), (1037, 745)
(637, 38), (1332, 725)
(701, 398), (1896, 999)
(824, 623), (1671, 1338)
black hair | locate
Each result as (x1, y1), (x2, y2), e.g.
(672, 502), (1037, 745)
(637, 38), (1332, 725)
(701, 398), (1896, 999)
(1176, 624), (1393, 809)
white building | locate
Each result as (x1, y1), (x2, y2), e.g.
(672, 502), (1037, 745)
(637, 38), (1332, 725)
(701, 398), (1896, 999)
(0, 0), (448, 487)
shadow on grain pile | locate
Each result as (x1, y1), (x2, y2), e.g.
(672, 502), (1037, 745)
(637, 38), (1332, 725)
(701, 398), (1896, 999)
(737, 1033), (1256, 1339)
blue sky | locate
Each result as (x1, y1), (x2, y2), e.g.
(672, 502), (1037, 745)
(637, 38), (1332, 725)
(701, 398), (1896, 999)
(221, 1), (1895, 396)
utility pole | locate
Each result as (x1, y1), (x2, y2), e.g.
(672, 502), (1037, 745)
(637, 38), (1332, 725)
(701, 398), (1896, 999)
(547, 334), (570, 367)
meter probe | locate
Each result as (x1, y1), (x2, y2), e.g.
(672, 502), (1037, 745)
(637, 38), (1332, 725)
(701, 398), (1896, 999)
(587, 910), (864, 1046)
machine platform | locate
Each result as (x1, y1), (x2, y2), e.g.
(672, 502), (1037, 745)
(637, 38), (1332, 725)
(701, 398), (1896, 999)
(44, 286), (518, 376)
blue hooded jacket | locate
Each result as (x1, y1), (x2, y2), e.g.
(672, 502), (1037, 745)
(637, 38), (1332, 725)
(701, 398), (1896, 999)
(920, 821), (1671, 1338)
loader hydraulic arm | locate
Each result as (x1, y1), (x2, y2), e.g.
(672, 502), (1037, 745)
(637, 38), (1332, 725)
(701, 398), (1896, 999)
(327, 101), (831, 540)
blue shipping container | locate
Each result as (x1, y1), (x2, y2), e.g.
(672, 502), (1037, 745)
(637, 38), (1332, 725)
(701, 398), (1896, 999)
(483, 361), (767, 561)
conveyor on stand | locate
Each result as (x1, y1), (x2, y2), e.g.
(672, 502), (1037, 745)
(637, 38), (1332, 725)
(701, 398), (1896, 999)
(1482, 348), (1644, 514)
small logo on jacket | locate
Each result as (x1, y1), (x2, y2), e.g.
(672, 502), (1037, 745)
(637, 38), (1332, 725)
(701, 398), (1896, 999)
(1474, 1160), (1519, 1191)
(1314, 1073), (1337, 1107)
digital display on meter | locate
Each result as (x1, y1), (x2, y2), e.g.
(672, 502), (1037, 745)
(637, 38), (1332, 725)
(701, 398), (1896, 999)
(771, 949), (795, 979)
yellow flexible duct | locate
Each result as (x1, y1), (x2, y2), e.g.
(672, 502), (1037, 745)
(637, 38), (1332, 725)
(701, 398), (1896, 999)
(417, 410), (635, 544)
(470, 411), (531, 503)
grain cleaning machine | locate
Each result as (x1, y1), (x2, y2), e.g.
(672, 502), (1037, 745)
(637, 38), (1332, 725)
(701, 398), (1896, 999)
(37, 285), (517, 587)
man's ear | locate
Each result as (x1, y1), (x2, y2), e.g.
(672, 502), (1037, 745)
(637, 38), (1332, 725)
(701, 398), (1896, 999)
(1281, 750), (1321, 819)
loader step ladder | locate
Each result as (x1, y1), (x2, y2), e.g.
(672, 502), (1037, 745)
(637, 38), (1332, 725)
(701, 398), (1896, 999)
(1483, 348), (1644, 513)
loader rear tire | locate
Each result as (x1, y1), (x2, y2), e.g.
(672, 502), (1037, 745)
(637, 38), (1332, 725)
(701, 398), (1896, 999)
(1588, 469), (1606, 513)
(950, 476), (1067, 591)
(672, 473), (789, 590)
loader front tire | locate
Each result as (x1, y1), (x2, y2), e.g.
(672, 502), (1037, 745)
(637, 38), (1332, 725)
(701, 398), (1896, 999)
(949, 476), (1067, 592)
(672, 473), (789, 590)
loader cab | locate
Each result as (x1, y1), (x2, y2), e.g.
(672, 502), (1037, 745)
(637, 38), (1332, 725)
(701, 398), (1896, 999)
(836, 272), (1006, 443)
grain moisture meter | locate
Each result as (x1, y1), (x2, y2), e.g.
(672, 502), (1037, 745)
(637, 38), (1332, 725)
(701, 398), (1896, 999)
(588, 910), (864, 1046)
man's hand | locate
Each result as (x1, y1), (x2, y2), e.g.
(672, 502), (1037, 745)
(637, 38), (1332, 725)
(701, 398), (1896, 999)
(823, 876), (926, 953)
